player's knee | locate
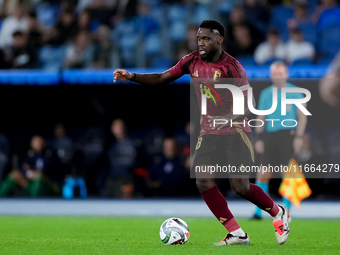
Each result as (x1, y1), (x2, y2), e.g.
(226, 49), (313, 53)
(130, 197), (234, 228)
(196, 178), (215, 192)
(231, 183), (249, 197)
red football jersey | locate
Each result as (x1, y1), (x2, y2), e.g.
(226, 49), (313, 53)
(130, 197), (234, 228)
(169, 50), (251, 136)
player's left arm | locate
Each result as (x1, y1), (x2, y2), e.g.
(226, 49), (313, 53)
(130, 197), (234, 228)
(293, 108), (307, 154)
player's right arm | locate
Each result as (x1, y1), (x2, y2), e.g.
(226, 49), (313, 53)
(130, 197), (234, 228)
(113, 53), (193, 85)
(113, 69), (177, 85)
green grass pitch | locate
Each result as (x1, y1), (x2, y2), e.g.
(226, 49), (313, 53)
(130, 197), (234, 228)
(0, 216), (339, 255)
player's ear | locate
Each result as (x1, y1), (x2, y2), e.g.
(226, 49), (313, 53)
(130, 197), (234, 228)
(218, 36), (223, 45)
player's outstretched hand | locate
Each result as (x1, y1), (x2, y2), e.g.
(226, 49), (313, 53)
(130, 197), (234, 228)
(113, 69), (133, 83)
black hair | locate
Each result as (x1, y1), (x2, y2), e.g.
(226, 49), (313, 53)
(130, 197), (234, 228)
(28, 10), (37, 18)
(290, 27), (302, 34)
(199, 20), (225, 37)
(268, 28), (280, 36)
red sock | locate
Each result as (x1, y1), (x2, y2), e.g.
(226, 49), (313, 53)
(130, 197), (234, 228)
(201, 185), (240, 232)
(243, 183), (279, 217)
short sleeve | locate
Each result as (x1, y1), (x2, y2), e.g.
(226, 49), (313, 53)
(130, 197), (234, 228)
(169, 54), (192, 78)
(230, 61), (250, 96)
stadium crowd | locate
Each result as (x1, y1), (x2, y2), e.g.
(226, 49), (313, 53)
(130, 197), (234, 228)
(0, 0), (339, 69)
(0, 120), (198, 198)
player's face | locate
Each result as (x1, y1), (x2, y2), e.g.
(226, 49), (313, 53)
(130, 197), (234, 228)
(197, 28), (222, 60)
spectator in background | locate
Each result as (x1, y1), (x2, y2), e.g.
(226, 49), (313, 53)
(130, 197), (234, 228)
(0, 136), (59, 197)
(50, 124), (74, 184)
(77, 9), (92, 32)
(254, 29), (285, 65)
(76, 0), (138, 28)
(284, 28), (315, 64)
(5, 30), (40, 69)
(27, 10), (48, 49)
(110, 0), (138, 27)
(243, 0), (269, 30)
(45, 8), (78, 46)
(76, 126), (107, 196)
(143, 128), (165, 160)
(60, 0), (78, 12)
(0, 0), (22, 18)
(287, 3), (311, 30)
(92, 25), (115, 68)
(226, 6), (264, 46)
(64, 29), (94, 69)
(0, 49), (10, 69)
(106, 119), (136, 198)
(313, 0), (340, 30)
(147, 138), (185, 197)
(175, 121), (191, 159)
(175, 122), (199, 197)
(0, 133), (10, 182)
(134, 1), (159, 35)
(77, 0), (114, 27)
(0, 3), (29, 48)
(227, 24), (258, 58)
(176, 25), (199, 57)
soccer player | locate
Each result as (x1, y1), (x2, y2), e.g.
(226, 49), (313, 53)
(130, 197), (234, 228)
(251, 62), (307, 220)
(113, 20), (290, 245)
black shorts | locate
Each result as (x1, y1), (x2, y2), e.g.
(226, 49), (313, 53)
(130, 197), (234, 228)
(192, 132), (254, 175)
(262, 129), (295, 167)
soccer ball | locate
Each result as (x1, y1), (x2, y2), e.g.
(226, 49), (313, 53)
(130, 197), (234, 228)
(159, 217), (190, 245)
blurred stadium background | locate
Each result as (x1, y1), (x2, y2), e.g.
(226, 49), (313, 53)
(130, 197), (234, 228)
(0, 0), (340, 213)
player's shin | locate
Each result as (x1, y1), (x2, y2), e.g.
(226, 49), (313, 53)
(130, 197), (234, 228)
(199, 184), (243, 234)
